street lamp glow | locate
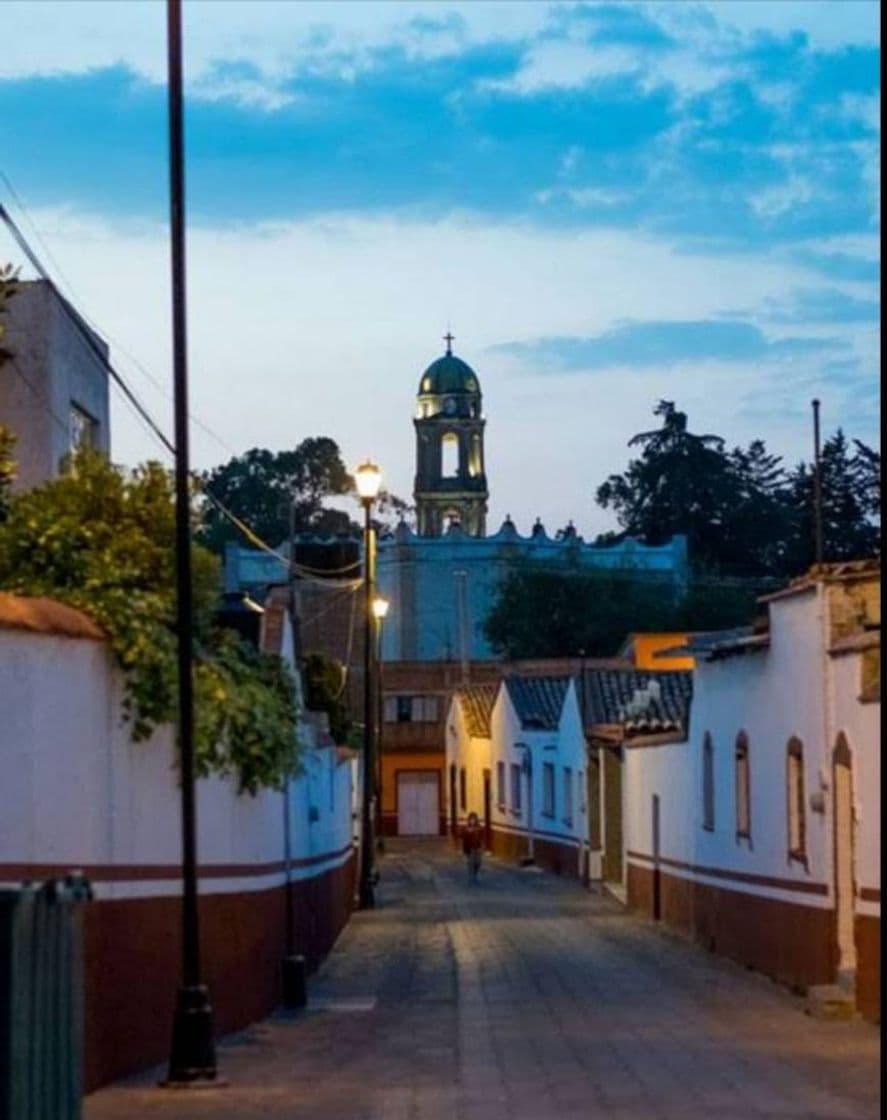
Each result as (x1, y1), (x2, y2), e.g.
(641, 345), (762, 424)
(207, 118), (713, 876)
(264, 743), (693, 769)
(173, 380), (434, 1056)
(372, 596), (390, 620)
(355, 460), (382, 503)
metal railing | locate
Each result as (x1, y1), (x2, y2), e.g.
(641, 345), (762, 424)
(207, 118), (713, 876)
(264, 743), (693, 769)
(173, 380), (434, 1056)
(0, 874), (92, 1120)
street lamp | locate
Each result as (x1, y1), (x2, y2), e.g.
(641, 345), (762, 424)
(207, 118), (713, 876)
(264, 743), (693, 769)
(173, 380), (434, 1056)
(356, 460), (382, 909)
(372, 596), (389, 853)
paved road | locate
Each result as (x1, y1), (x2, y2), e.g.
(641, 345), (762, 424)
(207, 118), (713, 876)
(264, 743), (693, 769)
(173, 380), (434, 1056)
(86, 840), (880, 1120)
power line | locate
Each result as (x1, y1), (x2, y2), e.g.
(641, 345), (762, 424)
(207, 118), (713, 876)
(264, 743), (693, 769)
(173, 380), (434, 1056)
(0, 196), (364, 583)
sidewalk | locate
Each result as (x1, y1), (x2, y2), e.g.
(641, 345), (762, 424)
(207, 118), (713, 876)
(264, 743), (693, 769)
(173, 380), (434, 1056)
(85, 840), (880, 1120)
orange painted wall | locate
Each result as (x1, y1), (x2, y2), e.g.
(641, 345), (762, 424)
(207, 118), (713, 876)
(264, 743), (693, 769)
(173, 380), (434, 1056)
(630, 633), (695, 671)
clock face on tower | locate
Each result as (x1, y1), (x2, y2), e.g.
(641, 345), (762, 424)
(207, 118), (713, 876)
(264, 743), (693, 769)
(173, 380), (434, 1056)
(443, 397), (457, 415)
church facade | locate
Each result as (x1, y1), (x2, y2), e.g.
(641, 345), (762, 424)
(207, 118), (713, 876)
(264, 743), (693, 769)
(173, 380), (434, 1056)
(376, 342), (689, 663)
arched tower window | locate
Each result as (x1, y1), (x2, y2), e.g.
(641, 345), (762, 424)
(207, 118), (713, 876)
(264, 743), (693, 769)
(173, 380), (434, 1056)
(441, 433), (459, 478)
(787, 737), (806, 861)
(702, 732), (715, 831)
(735, 732), (751, 842)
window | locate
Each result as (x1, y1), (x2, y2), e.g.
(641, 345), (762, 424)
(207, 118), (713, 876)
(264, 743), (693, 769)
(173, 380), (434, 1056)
(69, 403), (98, 455)
(441, 433), (459, 477)
(735, 732), (751, 841)
(702, 732), (715, 831)
(787, 737), (806, 860)
(496, 761), (506, 808)
(542, 762), (555, 817)
(459, 768), (467, 811)
(563, 768), (573, 825)
(384, 695), (440, 723)
(510, 763), (522, 814)
(578, 770), (585, 815)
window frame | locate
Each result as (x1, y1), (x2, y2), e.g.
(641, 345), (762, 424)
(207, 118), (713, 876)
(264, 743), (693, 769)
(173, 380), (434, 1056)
(786, 736), (807, 864)
(735, 731), (752, 843)
(510, 762), (522, 815)
(541, 761), (556, 818)
(496, 760), (506, 808)
(702, 732), (715, 832)
(563, 767), (574, 826)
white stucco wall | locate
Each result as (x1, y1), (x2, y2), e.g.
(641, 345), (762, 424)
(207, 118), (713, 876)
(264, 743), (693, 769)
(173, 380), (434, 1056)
(831, 649), (880, 918)
(624, 581), (880, 918)
(0, 628), (354, 899)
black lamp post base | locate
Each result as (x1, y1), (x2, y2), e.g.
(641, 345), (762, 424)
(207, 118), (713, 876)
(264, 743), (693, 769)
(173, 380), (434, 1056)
(358, 882), (375, 909)
(162, 984), (220, 1087)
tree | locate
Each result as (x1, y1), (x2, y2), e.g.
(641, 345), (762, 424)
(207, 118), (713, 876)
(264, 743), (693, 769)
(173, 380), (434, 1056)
(597, 401), (879, 578)
(483, 562), (769, 660)
(198, 438), (355, 554)
(0, 450), (299, 792)
(301, 651), (352, 743)
(782, 431), (881, 570)
(596, 401), (735, 570)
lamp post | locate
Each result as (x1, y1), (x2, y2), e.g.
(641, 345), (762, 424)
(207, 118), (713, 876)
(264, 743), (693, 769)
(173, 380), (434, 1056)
(356, 460), (382, 909)
(372, 596), (389, 853)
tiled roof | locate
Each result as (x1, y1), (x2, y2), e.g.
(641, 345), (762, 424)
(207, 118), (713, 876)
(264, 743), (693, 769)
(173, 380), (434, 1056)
(0, 593), (105, 641)
(760, 559), (880, 603)
(504, 675), (571, 731)
(580, 669), (692, 736)
(455, 683), (498, 738)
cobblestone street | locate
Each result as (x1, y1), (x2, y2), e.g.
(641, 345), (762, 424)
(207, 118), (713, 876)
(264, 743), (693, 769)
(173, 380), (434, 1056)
(86, 840), (880, 1120)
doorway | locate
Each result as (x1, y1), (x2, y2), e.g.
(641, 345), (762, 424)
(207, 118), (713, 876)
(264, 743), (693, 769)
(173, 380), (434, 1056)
(398, 771), (440, 836)
(832, 735), (856, 976)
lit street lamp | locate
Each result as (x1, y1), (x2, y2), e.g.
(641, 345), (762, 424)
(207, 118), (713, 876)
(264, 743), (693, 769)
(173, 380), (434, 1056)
(355, 460), (382, 909)
(372, 596), (390, 853)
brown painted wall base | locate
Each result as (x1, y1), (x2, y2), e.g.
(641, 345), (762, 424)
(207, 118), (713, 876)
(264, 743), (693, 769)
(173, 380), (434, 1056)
(83, 854), (355, 1092)
(627, 862), (834, 994)
(488, 827), (581, 880)
(855, 914), (881, 1022)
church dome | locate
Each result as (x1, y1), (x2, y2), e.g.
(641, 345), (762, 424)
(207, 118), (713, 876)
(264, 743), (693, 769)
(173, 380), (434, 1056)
(418, 352), (480, 397)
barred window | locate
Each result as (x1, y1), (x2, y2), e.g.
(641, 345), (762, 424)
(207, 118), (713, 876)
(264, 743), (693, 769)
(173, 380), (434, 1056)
(496, 761), (506, 807)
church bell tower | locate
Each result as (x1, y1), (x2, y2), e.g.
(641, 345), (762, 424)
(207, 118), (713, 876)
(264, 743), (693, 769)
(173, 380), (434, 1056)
(413, 334), (488, 537)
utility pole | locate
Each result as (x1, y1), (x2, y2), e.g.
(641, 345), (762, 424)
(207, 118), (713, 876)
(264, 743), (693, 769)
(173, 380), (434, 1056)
(163, 0), (218, 1086)
(812, 399), (824, 567)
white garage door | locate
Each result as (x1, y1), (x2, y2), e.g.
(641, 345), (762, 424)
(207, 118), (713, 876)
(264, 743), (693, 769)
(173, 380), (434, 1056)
(397, 772), (439, 836)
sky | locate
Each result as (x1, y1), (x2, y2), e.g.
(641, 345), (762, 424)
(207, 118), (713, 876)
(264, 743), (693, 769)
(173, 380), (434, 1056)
(0, 0), (880, 538)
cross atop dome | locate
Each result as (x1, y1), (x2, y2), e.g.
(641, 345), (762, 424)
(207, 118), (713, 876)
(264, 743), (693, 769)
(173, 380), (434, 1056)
(443, 330), (455, 355)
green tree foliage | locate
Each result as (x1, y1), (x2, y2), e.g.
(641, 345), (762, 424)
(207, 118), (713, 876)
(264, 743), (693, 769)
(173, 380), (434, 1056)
(198, 438), (355, 554)
(597, 401), (880, 577)
(0, 451), (298, 793)
(483, 564), (768, 660)
(782, 431), (882, 571)
(301, 650), (352, 744)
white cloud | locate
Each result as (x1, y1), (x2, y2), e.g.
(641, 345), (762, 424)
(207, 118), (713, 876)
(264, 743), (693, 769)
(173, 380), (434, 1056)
(2, 204), (875, 537)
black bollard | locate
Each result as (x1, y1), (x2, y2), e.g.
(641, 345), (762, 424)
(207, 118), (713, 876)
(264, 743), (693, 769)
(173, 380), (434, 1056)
(281, 954), (307, 1009)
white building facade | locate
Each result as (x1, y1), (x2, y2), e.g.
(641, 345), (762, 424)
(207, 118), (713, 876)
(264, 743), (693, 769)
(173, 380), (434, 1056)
(447, 676), (589, 878)
(623, 562), (880, 1020)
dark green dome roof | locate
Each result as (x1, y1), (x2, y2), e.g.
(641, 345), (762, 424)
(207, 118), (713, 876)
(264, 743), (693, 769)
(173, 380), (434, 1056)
(418, 353), (480, 396)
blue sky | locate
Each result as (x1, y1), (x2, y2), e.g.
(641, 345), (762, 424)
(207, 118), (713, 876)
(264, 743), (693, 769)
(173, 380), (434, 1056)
(0, 1), (880, 535)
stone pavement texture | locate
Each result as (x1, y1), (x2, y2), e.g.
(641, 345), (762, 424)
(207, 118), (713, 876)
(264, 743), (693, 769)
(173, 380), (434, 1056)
(86, 840), (880, 1120)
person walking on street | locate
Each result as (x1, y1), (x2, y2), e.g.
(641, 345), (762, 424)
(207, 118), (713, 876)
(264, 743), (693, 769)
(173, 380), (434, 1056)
(462, 811), (484, 883)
